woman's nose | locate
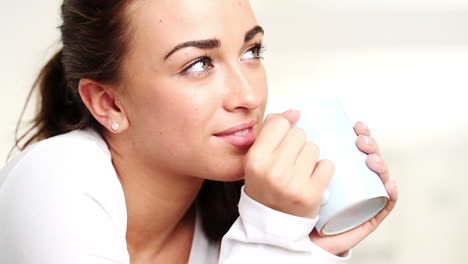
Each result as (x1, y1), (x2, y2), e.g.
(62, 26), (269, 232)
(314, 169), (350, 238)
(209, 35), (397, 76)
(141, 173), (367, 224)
(222, 66), (263, 112)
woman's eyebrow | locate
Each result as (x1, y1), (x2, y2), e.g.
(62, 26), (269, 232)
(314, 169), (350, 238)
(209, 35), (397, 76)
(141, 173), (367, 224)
(164, 39), (220, 60)
(163, 25), (264, 61)
(244, 25), (264, 43)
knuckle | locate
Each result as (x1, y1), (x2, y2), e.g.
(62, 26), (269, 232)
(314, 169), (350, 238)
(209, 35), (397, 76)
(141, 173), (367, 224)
(291, 196), (308, 207)
(274, 117), (290, 129)
(290, 127), (307, 141)
(245, 154), (269, 176)
(322, 159), (336, 172)
(264, 116), (290, 132)
(247, 160), (285, 187)
(262, 174), (276, 187)
(269, 164), (286, 182)
(305, 141), (320, 155)
(283, 186), (303, 202)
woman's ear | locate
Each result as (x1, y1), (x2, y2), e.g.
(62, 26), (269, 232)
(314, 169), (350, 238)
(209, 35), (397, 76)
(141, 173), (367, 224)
(78, 78), (129, 133)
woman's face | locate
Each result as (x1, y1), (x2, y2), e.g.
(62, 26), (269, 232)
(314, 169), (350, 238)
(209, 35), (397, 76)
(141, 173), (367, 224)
(119, 0), (267, 181)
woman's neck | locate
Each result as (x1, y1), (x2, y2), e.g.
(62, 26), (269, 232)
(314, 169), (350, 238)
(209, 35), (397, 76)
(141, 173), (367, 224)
(106, 132), (204, 260)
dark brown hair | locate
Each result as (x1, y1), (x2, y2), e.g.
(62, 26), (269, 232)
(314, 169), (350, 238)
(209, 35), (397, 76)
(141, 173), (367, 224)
(14, 0), (241, 242)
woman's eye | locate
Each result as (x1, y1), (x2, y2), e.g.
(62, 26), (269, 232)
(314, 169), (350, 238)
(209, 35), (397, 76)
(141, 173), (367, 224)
(182, 57), (213, 74)
(241, 44), (264, 60)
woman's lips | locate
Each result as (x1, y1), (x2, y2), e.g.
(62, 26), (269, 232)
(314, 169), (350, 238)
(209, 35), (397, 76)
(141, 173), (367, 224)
(214, 120), (256, 148)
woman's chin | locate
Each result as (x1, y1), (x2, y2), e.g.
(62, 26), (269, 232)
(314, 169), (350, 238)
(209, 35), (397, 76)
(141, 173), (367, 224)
(219, 173), (245, 182)
(203, 164), (245, 182)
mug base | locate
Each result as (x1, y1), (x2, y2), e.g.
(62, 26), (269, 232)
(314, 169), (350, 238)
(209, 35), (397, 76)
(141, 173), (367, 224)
(319, 196), (388, 236)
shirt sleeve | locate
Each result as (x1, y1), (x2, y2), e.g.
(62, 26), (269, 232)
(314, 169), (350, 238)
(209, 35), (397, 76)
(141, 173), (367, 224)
(218, 187), (350, 264)
(0, 139), (129, 264)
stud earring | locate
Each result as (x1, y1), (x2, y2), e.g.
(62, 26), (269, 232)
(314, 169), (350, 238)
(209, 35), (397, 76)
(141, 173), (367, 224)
(111, 123), (120, 131)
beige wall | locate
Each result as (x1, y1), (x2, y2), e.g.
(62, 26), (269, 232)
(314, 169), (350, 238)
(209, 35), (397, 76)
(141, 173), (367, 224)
(1, 1), (467, 263)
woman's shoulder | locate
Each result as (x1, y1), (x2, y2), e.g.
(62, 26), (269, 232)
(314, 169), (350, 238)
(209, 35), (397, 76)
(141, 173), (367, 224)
(2, 129), (112, 182)
(0, 129), (125, 203)
(0, 128), (125, 206)
(7, 128), (108, 160)
(0, 129), (129, 262)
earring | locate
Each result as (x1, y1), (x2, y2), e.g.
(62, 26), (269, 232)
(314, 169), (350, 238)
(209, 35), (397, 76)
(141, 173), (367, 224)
(111, 123), (120, 131)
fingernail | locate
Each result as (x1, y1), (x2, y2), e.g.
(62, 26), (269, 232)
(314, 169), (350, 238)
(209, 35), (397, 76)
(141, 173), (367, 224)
(372, 154), (381, 162)
(362, 135), (370, 145)
(360, 121), (369, 130)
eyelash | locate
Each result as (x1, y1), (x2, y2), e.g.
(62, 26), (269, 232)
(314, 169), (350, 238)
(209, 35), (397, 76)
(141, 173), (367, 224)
(179, 42), (265, 78)
(179, 53), (214, 77)
(249, 42), (266, 60)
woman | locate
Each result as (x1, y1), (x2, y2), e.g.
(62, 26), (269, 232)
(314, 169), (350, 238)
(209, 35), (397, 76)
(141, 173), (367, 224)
(0, 0), (398, 263)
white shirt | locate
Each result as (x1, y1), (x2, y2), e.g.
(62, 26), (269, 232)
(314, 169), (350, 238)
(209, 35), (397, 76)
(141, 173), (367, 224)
(0, 129), (349, 263)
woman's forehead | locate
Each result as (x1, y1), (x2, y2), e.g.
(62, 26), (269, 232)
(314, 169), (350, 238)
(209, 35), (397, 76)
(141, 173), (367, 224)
(127, 0), (258, 51)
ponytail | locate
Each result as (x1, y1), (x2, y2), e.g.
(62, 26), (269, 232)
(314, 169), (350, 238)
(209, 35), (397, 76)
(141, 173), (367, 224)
(12, 49), (98, 155)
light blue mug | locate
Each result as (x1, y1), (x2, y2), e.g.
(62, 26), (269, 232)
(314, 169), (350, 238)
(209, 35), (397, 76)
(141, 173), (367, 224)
(269, 96), (389, 236)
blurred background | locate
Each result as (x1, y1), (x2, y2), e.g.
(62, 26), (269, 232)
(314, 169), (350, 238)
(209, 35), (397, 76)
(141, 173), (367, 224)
(1, 0), (467, 263)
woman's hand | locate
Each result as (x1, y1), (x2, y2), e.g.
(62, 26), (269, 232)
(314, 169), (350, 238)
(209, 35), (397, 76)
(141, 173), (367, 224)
(309, 121), (399, 256)
(244, 110), (334, 219)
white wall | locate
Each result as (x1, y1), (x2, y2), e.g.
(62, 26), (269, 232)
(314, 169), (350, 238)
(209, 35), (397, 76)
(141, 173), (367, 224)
(0, 0), (63, 159)
(1, 1), (467, 263)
